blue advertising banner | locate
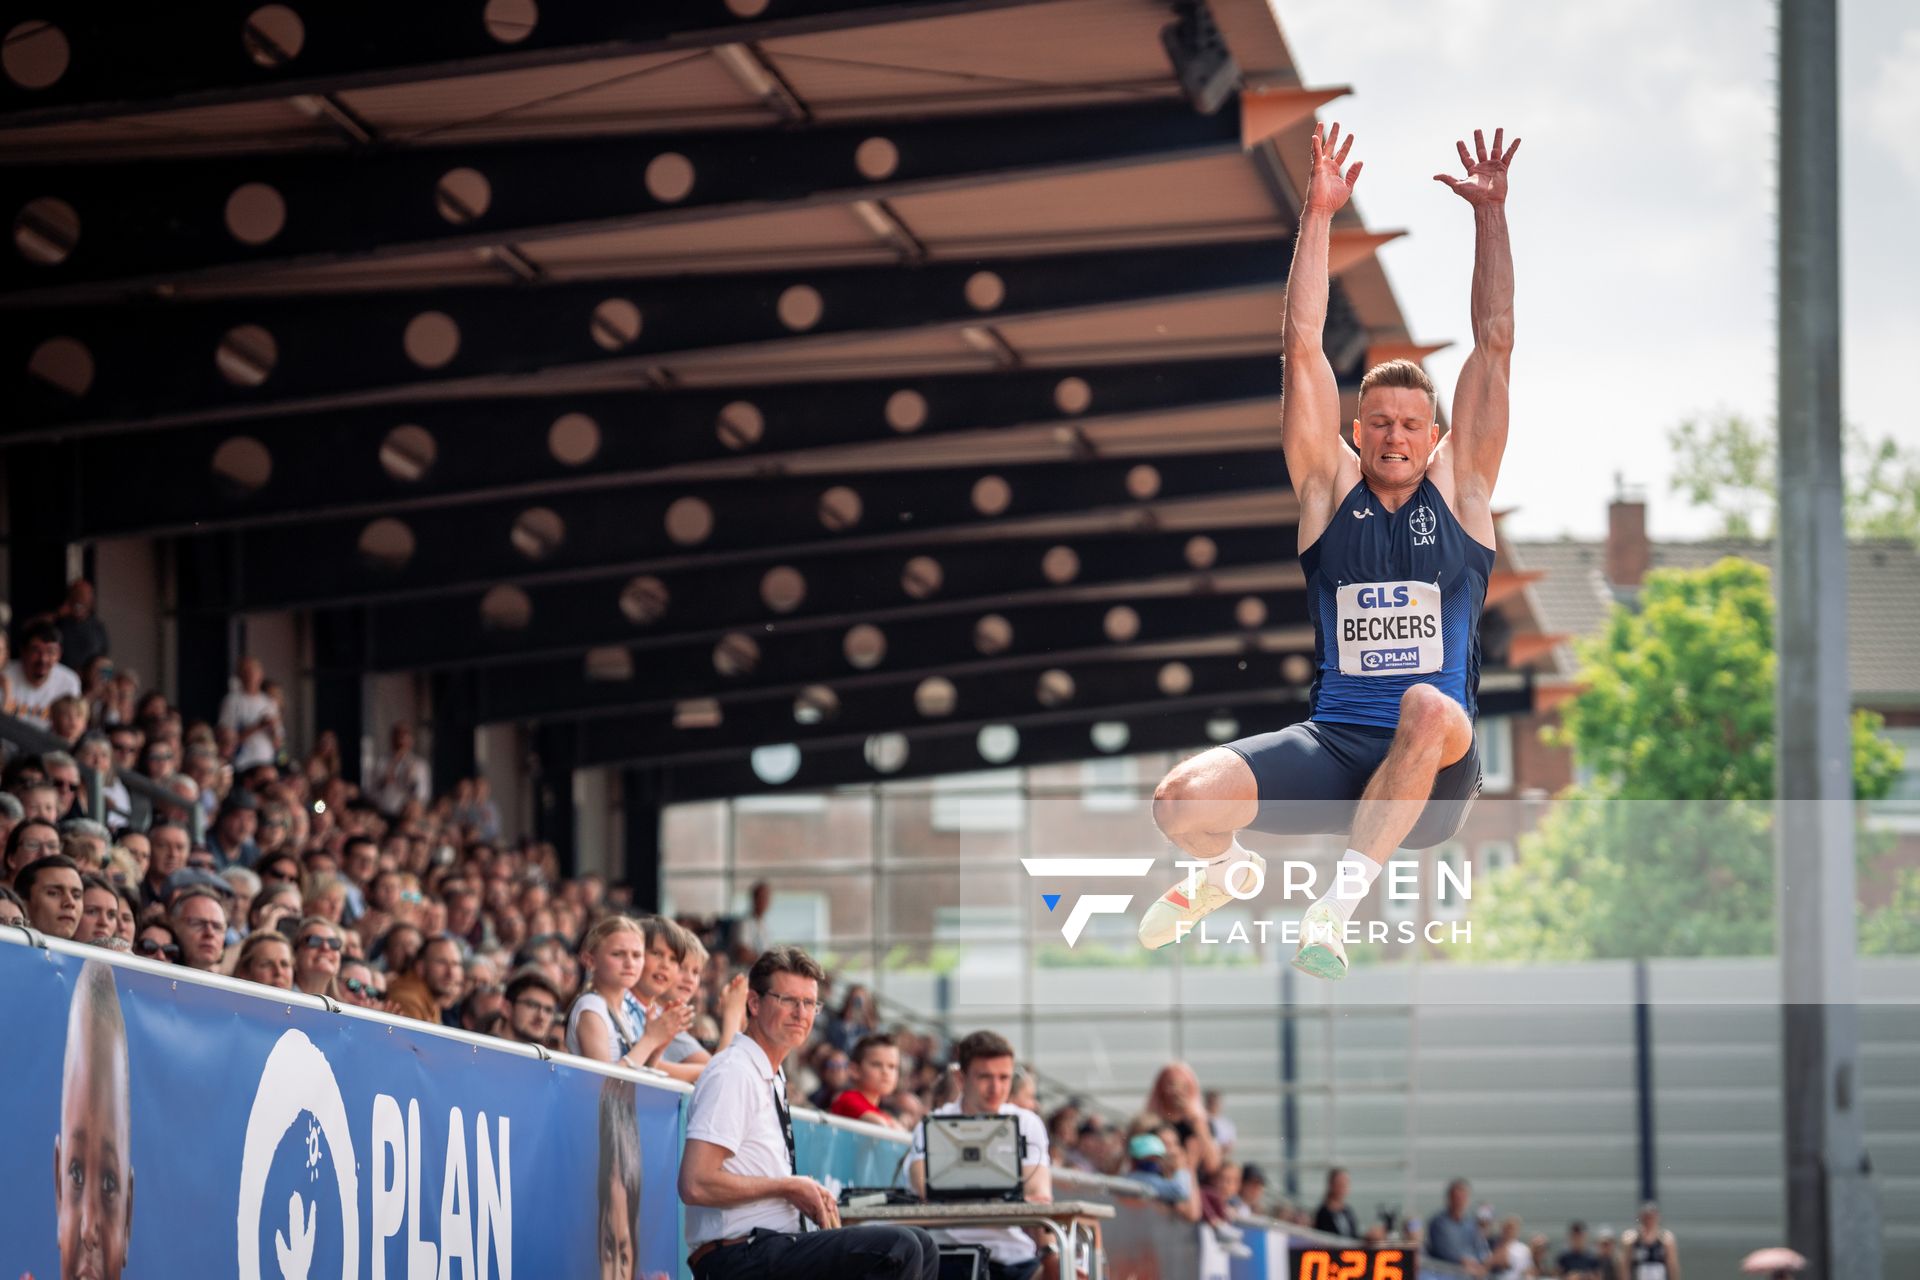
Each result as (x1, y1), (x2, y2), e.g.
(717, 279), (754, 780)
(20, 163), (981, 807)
(0, 938), (682, 1280)
(792, 1109), (910, 1194)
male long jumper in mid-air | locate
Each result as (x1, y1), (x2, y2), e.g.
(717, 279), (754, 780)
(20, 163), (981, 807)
(1136, 122), (1520, 979)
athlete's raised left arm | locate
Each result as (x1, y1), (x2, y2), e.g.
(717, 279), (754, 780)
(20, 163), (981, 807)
(1435, 128), (1519, 521)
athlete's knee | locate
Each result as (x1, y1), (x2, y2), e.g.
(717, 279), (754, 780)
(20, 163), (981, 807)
(1152, 768), (1197, 835)
(1399, 683), (1465, 739)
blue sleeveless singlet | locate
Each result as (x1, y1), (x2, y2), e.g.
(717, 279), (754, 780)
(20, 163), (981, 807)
(1300, 476), (1495, 729)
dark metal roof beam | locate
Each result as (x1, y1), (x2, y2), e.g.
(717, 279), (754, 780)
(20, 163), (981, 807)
(182, 448), (1293, 611)
(644, 678), (1535, 799)
(1, 101), (1241, 300)
(65, 355), (1315, 538)
(470, 588), (1310, 724)
(0, 2), (1061, 127)
(5, 239), (1356, 433)
(360, 522), (1301, 672)
(569, 647), (1314, 764)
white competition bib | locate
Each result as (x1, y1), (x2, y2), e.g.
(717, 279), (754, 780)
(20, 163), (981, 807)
(1335, 579), (1443, 676)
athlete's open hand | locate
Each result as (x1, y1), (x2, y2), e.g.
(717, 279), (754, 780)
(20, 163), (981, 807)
(1303, 121), (1362, 215)
(1434, 127), (1520, 206)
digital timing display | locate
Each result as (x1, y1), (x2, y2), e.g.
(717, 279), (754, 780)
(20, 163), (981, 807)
(1289, 1246), (1409, 1280)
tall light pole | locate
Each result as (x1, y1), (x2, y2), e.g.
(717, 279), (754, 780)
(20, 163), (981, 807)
(1775, 1), (1881, 1276)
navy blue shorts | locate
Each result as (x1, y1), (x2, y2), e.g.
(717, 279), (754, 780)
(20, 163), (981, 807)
(1222, 718), (1481, 849)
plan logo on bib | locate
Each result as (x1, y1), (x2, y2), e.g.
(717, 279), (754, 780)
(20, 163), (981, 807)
(1410, 504), (1438, 545)
(238, 1030), (361, 1280)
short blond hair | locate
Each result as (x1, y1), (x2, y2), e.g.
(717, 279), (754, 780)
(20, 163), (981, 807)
(1358, 359), (1437, 416)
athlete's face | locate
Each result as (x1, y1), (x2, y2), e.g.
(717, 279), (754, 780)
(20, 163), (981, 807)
(1354, 386), (1440, 488)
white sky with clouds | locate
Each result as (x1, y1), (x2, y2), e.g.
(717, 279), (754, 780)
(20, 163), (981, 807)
(1275, 0), (1920, 539)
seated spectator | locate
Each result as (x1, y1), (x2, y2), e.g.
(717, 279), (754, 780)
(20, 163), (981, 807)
(142, 823), (190, 909)
(304, 872), (350, 925)
(6, 817), (63, 878)
(292, 916), (344, 997)
(0, 883), (27, 927)
(111, 884), (137, 944)
(5, 620), (82, 728)
(249, 883), (302, 937)
(21, 782), (61, 824)
(907, 1029), (1052, 1280)
(829, 982), (880, 1053)
(333, 957), (385, 1010)
(1593, 1227), (1619, 1278)
(169, 886), (228, 972)
(1147, 1062), (1223, 1180)
(649, 932), (745, 1084)
(207, 790), (260, 869)
(1489, 1214), (1534, 1279)
(78, 873), (120, 943)
(387, 933), (467, 1027)
(0, 791), (22, 849)
(373, 922), (425, 976)
(1044, 1102), (1082, 1165)
(500, 967), (563, 1046)
(42, 751), (85, 822)
(221, 865), (260, 928)
(1009, 1065), (1037, 1115)
(16, 854), (84, 938)
(48, 694), (89, 747)
(237, 931), (295, 990)
(1206, 1089), (1238, 1152)
(60, 818), (111, 871)
(1120, 1124), (1202, 1223)
(1315, 1166), (1360, 1239)
(1061, 1118), (1111, 1174)
(133, 920), (181, 965)
(679, 945), (938, 1280)
(255, 851), (300, 894)
(567, 916), (685, 1067)
(1237, 1163), (1271, 1218)
(808, 1047), (852, 1112)
(1556, 1221), (1603, 1280)
(830, 1033), (906, 1130)
(1427, 1179), (1492, 1274)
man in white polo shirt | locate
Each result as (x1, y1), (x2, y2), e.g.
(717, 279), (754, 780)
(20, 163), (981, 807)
(679, 945), (939, 1280)
(907, 1030), (1054, 1280)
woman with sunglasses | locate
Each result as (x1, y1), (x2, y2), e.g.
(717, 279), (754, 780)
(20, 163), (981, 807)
(291, 916), (345, 997)
(133, 920), (182, 965)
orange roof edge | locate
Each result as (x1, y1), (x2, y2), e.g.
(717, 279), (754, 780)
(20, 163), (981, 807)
(1240, 86), (1352, 150)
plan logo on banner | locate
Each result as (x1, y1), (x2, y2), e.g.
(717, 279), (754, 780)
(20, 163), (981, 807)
(1019, 857), (1155, 946)
(238, 1030), (361, 1280)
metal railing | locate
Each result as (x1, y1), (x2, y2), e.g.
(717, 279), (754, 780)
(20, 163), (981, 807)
(1, 712), (205, 843)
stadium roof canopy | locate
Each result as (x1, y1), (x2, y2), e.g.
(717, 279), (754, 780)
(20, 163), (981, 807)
(0, 1), (1494, 829)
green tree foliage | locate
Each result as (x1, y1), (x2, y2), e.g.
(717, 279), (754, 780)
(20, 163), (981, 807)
(1475, 559), (1904, 960)
(1668, 412), (1920, 544)
(1860, 870), (1920, 956)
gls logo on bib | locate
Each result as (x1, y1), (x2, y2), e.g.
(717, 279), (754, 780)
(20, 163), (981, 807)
(238, 1031), (360, 1280)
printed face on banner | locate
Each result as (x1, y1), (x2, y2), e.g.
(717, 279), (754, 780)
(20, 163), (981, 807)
(56, 962), (134, 1280)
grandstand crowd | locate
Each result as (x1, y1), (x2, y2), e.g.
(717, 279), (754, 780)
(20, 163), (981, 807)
(2, 583), (1681, 1278)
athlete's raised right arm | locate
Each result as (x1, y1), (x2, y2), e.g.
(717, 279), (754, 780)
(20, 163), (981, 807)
(1281, 122), (1363, 544)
